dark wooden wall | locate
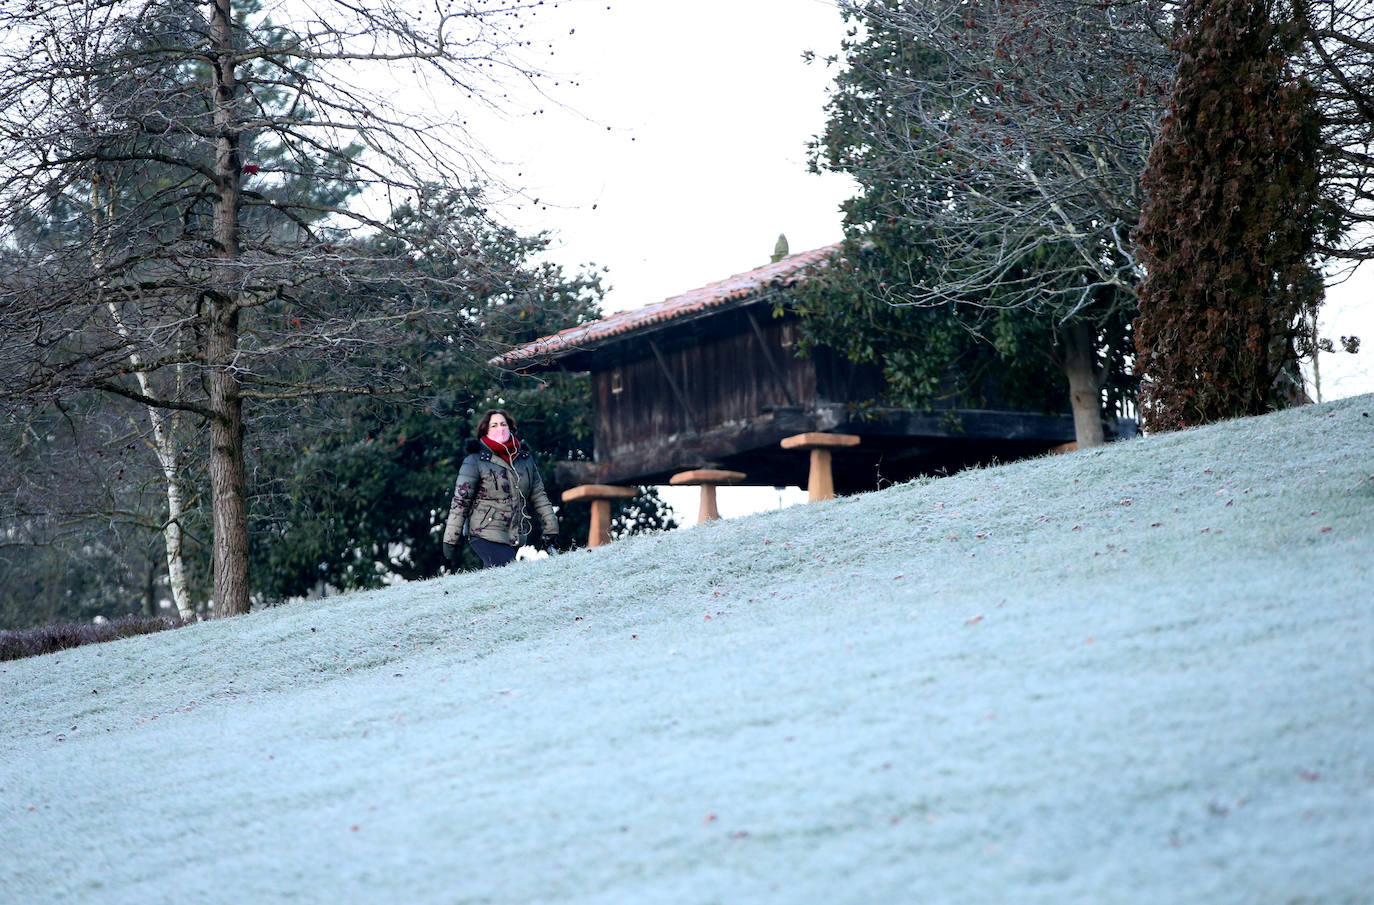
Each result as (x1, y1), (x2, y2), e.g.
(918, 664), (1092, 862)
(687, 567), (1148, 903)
(593, 310), (829, 463)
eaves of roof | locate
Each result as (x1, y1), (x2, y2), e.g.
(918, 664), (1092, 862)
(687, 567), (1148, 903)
(489, 242), (840, 371)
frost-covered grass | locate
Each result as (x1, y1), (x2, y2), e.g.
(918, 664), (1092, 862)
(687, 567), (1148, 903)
(3, 396), (1372, 905)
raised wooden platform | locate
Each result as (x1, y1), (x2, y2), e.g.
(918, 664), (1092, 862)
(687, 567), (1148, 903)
(554, 405), (1098, 491)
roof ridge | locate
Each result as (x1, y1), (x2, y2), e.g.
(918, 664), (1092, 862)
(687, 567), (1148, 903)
(491, 242), (840, 369)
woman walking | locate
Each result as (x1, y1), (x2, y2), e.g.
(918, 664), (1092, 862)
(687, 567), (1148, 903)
(443, 409), (559, 569)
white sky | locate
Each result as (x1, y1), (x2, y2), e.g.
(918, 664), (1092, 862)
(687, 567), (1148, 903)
(482, 0), (857, 312)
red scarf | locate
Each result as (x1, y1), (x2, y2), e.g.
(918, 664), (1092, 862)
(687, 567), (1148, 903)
(481, 433), (520, 463)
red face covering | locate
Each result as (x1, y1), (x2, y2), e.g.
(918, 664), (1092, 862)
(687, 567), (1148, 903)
(481, 431), (519, 462)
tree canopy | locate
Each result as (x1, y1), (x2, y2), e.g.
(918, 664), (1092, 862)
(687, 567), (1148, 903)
(247, 200), (674, 601)
(0, 0), (574, 616)
(798, 0), (1169, 445)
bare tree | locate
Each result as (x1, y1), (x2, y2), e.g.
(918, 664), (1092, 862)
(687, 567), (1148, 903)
(834, 0), (1172, 305)
(1296, 0), (1374, 261)
(0, 395), (207, 624)
(0, 0), (564, 617)
(814, 0), (1174, 445)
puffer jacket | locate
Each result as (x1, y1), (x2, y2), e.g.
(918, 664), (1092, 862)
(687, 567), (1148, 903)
(443, 439), (559, 548)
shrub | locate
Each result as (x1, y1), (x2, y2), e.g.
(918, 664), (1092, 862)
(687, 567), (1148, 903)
(0, 615), (190, 662)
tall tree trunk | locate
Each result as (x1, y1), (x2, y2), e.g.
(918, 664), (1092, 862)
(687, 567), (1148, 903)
(208, 335), (249, 618)
(209, 0), (250, 618)
(1060, 321), (1106, 449)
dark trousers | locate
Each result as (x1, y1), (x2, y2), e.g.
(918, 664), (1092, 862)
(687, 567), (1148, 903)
(469, 537), (518, 569)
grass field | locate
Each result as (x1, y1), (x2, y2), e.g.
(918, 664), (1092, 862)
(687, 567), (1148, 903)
(3, 395), (1371, 904)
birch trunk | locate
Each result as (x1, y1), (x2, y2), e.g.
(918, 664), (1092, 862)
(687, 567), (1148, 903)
(105, 303), (196, 621)
(141, 395), (195, 621)
(93, 164), (195, 618)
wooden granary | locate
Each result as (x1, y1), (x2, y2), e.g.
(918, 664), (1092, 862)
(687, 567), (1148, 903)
(492, 244), (1115, 500)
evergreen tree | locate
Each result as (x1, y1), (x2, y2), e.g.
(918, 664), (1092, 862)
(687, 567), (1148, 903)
(1134, 0), (1331, 430)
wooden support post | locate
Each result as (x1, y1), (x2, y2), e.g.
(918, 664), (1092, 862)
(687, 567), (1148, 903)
(561, 484), (638, 547)
(780, 432), (860, 502)
(807, 448), (835, 501)
(668, 468), (747, 524)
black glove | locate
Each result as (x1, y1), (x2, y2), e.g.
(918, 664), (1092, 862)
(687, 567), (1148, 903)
(442, 541), (458, 566)
(542, 533), (558, 550)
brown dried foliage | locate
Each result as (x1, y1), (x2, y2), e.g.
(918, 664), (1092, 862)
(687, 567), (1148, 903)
(1134, 0), (1328, 430)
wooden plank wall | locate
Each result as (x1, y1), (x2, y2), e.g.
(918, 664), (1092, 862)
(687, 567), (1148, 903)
(593, 313), (817, 462)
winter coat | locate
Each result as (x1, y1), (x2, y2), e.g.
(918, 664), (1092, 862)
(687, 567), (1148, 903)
(443, 439), (558, 548)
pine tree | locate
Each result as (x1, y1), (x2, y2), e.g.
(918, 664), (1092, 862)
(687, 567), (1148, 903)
(1134, 0), (1328, 430)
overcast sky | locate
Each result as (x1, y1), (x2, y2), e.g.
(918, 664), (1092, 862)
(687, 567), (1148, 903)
(479, 0), (1370, 402)
(481, 0), (855, 307)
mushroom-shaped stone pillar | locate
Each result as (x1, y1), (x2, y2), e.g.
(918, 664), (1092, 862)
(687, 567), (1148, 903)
(668, 468), (747, 524)
(780, 432), (860, 502)
(561, 484), (638, 548)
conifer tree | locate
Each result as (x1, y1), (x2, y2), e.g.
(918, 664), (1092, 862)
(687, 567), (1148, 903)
(1134, 0), (1329, 430)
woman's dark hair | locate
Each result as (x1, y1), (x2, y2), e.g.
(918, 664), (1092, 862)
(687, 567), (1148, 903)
(476, 409), (516, 438)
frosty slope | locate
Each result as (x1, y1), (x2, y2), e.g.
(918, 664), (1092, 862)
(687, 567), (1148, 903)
(2, 396), (1371, 904)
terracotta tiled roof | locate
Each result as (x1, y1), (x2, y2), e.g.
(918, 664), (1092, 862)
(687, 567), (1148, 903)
(489, 243), (840, 369)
